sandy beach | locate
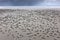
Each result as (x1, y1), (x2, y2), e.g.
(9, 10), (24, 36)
(0, 8), (60, 40)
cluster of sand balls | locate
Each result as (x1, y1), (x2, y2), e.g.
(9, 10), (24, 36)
(0, 9), (60, 40)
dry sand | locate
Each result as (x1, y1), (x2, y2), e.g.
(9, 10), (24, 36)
(0, 9), (60, 40)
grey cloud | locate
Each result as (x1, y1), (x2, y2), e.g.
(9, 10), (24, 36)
(0, 0), (60, 6)
(0, 0), (44, 6)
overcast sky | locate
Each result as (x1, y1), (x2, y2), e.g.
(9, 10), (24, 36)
(0, 0), (60, 6)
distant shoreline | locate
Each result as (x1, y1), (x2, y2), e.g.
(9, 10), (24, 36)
(0, 6), (60, 9)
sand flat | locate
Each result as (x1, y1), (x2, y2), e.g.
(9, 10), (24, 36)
(0, 9), (60, 40)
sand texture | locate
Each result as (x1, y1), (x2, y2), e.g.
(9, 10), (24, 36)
(0, 9), (60, 40)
